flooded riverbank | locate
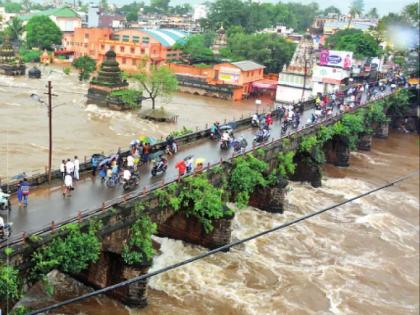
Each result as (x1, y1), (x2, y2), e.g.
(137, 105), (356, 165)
(0, 66), (271, 179)
(17, 132), (419, 314)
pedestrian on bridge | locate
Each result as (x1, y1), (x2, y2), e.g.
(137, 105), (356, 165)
(66, 159), (75, 176)
(21, 179), (30, 207)
(74, 156), (80, 181)
(60, 160), (66, 179)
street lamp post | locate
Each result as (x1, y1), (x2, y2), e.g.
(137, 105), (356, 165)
(31, 81), (55, 184)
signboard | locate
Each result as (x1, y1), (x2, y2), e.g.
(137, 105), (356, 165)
(312, 65), (350, 84)
(319, 50), (353, 69)
(218, 67), (240, 84)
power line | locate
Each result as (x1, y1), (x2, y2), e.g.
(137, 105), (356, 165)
(27, 170), (419, 315)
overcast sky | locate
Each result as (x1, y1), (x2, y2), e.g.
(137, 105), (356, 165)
(113, 0), (413, 17)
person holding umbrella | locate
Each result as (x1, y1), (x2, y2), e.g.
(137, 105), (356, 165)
(175, 159), (186, 177)
(195, 158), (205, 173)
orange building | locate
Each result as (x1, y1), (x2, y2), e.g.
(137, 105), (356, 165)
(64, 28), (187, 72)
(169, 61), (276, 101)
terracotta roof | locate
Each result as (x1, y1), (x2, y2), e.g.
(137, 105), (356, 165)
(231, 60), (265, 71)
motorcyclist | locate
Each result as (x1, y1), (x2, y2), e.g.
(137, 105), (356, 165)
(210, 122), (221, 139)
(123, 168), (131, 184)
(251, 113), (259, 126)
(221, 131), (231, 148)
(262, 127), (270, 140)
(0, 216), (4, 237)
(255, 128), (264, 142)
(157, 155), (168, 170)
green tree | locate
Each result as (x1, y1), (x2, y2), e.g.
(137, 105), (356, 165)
(0, 264), (21, 302)
(72, 55), (97, 81)
(99, 0), (109, 12)
(4, 17), (24, 46)
(223, 32), (296, 73)
(323, 6), (341, 16)
(128, 65), (178, 110)
(326, 29), (380, 59)
(174, 34), (216, 64)
(170, 3), (192, 15)
(150, 0), (170, 13)
(366, 8), (379, 19)
(26, 16), (62, 50)
(402, 2), (420, 27)
(4, 2), (22, 13)
(348, 0), (364, 28)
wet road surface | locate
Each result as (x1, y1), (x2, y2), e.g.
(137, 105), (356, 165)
(3, 92), (372, 238)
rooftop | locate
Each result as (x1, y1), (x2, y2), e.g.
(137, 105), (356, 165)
(324, 21), (376, 31)
(142, 29), (188, 47)
(231, 60), (265, 71)
(20, 7), (79, 21)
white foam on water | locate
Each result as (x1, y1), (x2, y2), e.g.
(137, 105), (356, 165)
(351, 151), (387, 165)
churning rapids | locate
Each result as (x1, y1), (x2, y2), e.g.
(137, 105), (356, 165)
(17, 132), (419, 315)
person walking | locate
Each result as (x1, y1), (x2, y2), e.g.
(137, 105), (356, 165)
(17, 180), (23, 208)
(20, 178), (30, 207)
(74, 156), (80, 181)
(60, 160), (66, 179)
(63, 173), (73, 197)
(65, 158), (75, 177)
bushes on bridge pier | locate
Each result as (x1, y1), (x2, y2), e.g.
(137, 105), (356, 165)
(0, 264), (21, 302)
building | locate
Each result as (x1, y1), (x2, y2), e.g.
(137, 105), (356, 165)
(87, 4), (100, 28)
(64, 28), (187, 71)
(20, 7), (81, 32)
(323, 20), (377, 35)
(211, 24), (227, 56)
(193, 4), (207, 21)
(98, 15), (126, 29)
(0, 7), (16, 31)
(276, 36), (316, 105)
(169, 60), (275, 101)
(311, 49), (353, 95)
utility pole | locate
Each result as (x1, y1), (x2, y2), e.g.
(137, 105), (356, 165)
(46, 81), (53, 184)
(301, 47), (308, 101)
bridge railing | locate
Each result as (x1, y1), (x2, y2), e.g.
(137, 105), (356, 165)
(0, 89), (396, 250)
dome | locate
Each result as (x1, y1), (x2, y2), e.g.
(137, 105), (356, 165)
(28, 66), (41, 79)
(105, 50), (116, 59)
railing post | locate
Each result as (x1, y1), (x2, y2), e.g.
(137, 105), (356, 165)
(51, 221), (55, 231)
(77, 210), (82, 223)
(102, 202), (105, 210)
(22, 232), (27, 243)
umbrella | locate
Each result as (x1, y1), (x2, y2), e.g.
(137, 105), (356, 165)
(138, 136), (157, 144)
(219, 125), (233, 131)
(195, 158), (205, 166)
(98, 157), (112, 168)
(183, 154), (194, 161)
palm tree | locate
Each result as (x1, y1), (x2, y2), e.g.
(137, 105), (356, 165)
(5, 17), (24, 47)
(347, 0), (364, 29)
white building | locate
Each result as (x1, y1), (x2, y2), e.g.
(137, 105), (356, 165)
(193, 5), (207, 21)
(0, 7), (17, 31)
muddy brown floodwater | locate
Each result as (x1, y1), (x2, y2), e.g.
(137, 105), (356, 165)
(0, 66), (271, 179)
(18, 132), (419, 315)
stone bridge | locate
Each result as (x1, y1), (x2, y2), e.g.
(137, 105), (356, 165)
(0, 88), (417, 313)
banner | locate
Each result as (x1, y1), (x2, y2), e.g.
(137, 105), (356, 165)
(312, 65), (350, 84)
(218, 67), (240, 84)
(319, 50), (353, 69)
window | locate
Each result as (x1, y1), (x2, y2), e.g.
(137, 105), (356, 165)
(130, 47), (135, 54)
(101, 45), (105, 50)
(122, 58), (126, 64)
(120, 46), (125, 52)
(132, 36), (140, 43)
(141, 49), (145, 54)
(132, 59), (136, 66)
(110, 45), (115, 51)
(84, 43), (88, 48)
(84, 33), (89, 39)
(112, 35), (120, 41)
(142, 36), (150, 43)
(122, 35), (130, 42)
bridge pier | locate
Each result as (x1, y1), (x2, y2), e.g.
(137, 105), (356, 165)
(324, 136), (350, 167)
(76, 227), (150, 308)
(374, 122), (389, 139)
(157, 208), (234, 250)
(357, 133), (372, 151)
(289, 152), (322, 187)
(248, 177), (288, 213)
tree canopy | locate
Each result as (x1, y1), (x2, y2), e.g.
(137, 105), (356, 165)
(173, 34), (216, 64)
(4, 17), (24, 45)
(72, 56), (97, 81)
(323, 6), (341, 16)
(128, 66), (178, 110)
(325, 29), (380, 59)
(222, 32), (296, 73)
(25, 16), (62, 50)
(203, 0), (320, 33)
(4, 2), (22, 13)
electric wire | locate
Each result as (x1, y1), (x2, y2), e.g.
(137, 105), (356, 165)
(27, 170), (419, 315)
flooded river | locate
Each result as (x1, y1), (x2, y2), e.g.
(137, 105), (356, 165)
(0, 67), (267, 179)
(19, 132), (419, 314)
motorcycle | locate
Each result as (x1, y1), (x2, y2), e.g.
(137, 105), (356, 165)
(210, 131), (221, 141)
(232, 138), (248, 153)
(251, 118), (259, 128)
(292, 116), (300, 130)
(253, 131), (270, 144)
(123, 173), (140, 191)
(0, 189), (11, 211)
(106, 173), (120, 188)
(151, 160), (168, 176)
(281, 121), (289, 134)
(0, 222), (12, 241)
(220, 139), (230, 151)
